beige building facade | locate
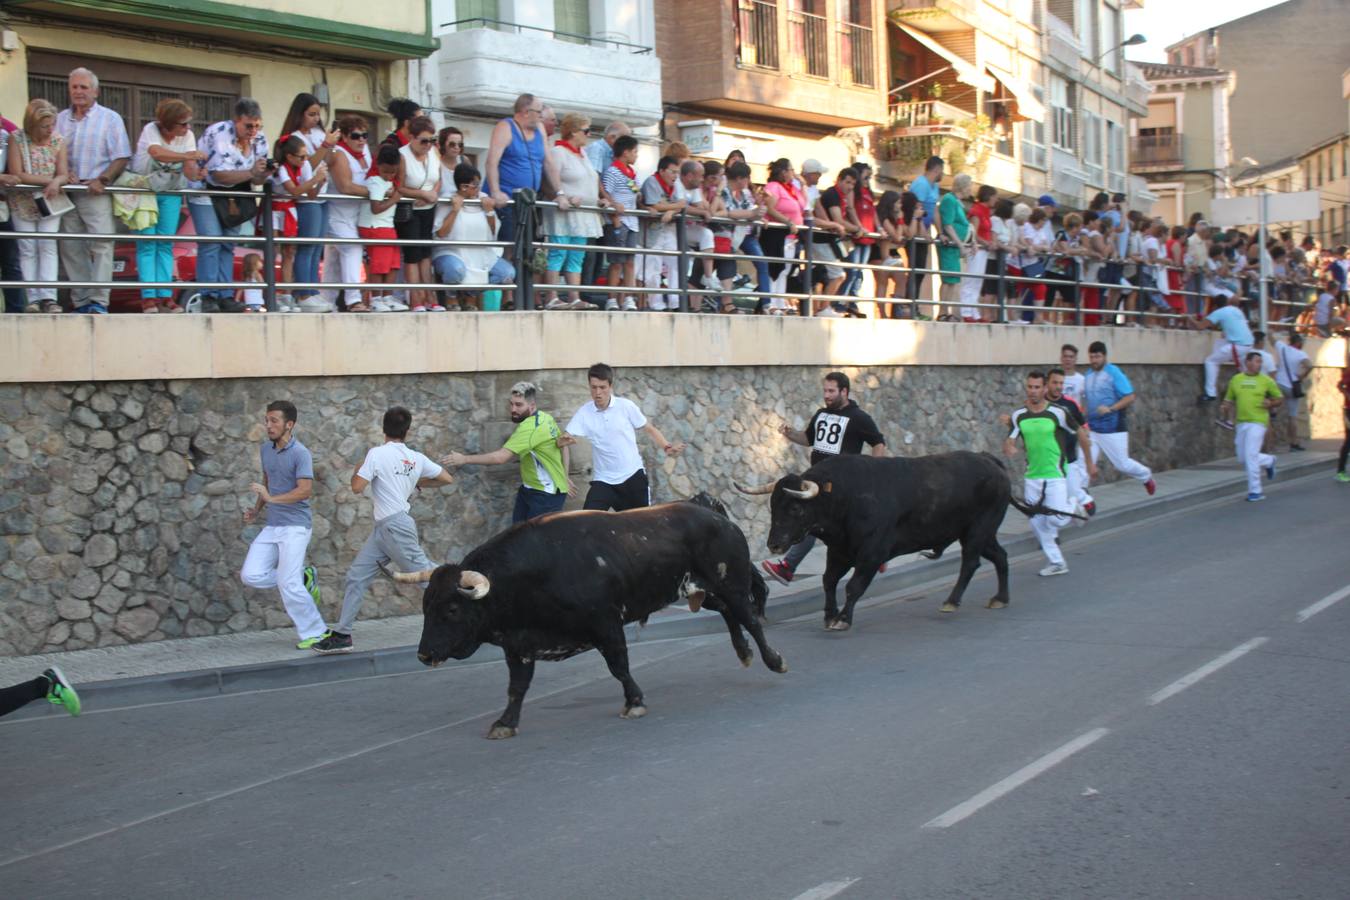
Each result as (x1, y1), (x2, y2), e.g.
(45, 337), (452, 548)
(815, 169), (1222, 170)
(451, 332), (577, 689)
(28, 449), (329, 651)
(1131, 63), (1233, 225)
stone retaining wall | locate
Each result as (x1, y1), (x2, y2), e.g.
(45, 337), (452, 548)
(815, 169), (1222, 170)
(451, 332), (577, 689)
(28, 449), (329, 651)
(0, 362), (1342, 656)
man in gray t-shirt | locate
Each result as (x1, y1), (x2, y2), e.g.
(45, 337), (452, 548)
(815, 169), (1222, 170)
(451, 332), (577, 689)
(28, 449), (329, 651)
(239, 401), (328, 648)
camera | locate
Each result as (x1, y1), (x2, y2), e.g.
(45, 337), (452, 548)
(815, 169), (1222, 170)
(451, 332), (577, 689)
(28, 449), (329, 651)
(264, 157), (279, 171)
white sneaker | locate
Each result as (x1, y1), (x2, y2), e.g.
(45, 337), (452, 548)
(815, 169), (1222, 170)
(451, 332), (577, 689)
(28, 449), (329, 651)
(622, 297), (638, 311)
(297, 296), (333, 313)
(383, 296), (410, 312)
(276, 293), (295, 310)
(816, 307), (842, 318)
(1038, 563), (1069, 577)
(369, 297), (393, 312)
(647, 297), (666, 311)
(605, 298), (619, 311)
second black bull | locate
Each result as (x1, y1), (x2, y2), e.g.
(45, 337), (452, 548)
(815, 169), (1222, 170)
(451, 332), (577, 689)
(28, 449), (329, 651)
(738, 451), (1060, 630)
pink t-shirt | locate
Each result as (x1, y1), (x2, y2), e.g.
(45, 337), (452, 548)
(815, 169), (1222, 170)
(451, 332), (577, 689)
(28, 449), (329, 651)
(764, 180), (806, 225)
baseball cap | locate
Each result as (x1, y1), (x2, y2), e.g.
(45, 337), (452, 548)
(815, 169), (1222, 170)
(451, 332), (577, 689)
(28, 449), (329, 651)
(1037, 194), (1056, 207)
(801, 159), (828, 175)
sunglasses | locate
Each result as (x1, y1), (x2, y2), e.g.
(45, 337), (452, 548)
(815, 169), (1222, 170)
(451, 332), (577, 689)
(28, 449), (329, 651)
(347, 131), (369, 140)
(444, 140), (463, 147)
(417, 137), (435, 145)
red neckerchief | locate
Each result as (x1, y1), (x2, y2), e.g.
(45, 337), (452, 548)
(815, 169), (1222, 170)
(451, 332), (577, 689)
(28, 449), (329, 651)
(283, 161), (305, 186)
(780, 179), (805, 207)
(654, 172), (675, 199)
(556, 140), (583, 156)
(612, 160), (636, 179)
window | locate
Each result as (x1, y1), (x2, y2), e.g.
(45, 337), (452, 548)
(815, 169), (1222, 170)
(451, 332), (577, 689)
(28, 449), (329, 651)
(456, 0), (499, 26)
(837, 0), (874, 87)
(738, 0), (781, 70)
(1342, 141), (1347, 176)
(1099, 2), (1120, 74)
(554, 0), (590, 42)
(1076, 0), (1099, 59)
(1082, 110), (1103, 182)
(1050, 75), (1075, 150)
(1022, 85), (1047, 169)
(1106, 119), (1125, 191)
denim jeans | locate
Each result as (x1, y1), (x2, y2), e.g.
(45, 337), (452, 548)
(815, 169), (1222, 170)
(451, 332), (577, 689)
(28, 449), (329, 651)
(293, 202), (327, 298)
(0, 219), (29, 312)
(432, 254), (515, 285)
(739, 234), (772, 311)
(187, 201), (241, 300)
(136, 193), (182, 300)
(841, 243), (868, 296)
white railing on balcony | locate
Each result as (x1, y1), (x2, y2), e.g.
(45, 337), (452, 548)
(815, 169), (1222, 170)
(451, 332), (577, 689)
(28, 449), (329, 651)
(788, 9), (829, 78)
(887, 99), (971, 131)
(1045, 13), (1082, 69)
(839, 21), (875, 87)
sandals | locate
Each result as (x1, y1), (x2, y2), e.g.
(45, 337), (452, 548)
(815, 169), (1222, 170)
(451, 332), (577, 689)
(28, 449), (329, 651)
(346, 301), (371, 312)
(720, 301), (737, 314)
(158, 299), (184, 313)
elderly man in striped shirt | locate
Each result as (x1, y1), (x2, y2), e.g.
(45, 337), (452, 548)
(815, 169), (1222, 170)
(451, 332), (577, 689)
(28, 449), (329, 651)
(55, 67), (130, 314)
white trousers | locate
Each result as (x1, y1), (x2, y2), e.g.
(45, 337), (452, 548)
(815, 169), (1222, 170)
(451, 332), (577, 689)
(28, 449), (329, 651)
(1204, 340), (1252, 397)
(767, 236), (796, 311)
(1066, 455), (1094, 508)
(1025, 478), (1070, 566)
(12, 214), (61, 302)
(1090, 431), (1152, 483)
(1235, 422), (1273, 496)
(240, 525), (326, 640)
(642, 229), (679, 310)
(59, 192), (115, 304)
(959, 248), (987, 318)
(324, 213), (364, 306)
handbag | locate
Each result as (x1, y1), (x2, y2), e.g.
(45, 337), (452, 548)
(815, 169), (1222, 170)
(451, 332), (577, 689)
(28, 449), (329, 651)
(1279, 345), (1304, 398)
(211, 181), (257, 228)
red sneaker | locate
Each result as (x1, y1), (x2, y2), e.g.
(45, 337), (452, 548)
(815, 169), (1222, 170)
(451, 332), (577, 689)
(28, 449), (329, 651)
(878, 561), (888, 573)
(760, 560), (793, 585)
(1144, 478), (1156, 496)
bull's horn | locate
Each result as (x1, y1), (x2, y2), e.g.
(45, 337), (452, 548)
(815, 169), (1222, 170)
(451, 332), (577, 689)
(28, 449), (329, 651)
(393, 568), (436, 584)
(457, 570), (491, 599)
(783, 480), (820, 500)
(734, 480), (778, 495)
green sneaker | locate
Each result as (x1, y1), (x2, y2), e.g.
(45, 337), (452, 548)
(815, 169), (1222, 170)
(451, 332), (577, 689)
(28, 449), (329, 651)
(44, 666), (81, 716)
(296, 631), (331, 650)
(303, 565), (321, 605)
(1335, 472), (1350, 483)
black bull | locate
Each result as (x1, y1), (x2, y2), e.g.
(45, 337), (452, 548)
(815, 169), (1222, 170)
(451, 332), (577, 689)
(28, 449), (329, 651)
(738, 451), (1058, 630)
(402, 496), (787, 739)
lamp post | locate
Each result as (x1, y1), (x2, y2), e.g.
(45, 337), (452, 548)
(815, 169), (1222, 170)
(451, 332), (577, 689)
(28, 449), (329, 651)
(1094, 33), (1146, 67)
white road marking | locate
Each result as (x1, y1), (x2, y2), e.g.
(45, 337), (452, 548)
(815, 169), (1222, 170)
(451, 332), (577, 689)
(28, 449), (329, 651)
(1146, 637), (1268, 706)
(1295, 584), (1350, 623)
(789, 878), (861, 900)
(922, 727), (1110, 829)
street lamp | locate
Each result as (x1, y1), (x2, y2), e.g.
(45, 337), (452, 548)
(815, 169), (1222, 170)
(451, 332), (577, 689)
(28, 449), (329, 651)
(1094, 33), (1146, 65)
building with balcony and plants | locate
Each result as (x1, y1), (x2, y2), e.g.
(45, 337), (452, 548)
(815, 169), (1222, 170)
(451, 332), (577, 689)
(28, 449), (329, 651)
(1129, 62), (1234, 226)
(882, 0), (1152, 208)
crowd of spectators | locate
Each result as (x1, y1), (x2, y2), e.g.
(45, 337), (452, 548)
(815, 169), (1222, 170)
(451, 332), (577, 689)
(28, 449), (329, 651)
(1, 68), (1346, 327)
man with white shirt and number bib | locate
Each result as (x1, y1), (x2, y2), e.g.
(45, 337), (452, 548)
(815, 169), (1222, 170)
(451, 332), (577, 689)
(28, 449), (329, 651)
(312, 407), (454, 654)
(762, 371), (886, 584)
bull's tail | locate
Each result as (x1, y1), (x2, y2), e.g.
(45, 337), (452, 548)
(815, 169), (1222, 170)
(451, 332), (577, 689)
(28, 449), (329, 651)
(1008, 481), (1088, 521)
(749, 566), (769, 621)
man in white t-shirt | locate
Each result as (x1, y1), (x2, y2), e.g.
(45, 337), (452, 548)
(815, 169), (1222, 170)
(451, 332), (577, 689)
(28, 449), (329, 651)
(1059, 343), (1087, 410)
(312, 407), (454, 654)
(1273, 332), (1312, 451)
(559, 363), (685, 511)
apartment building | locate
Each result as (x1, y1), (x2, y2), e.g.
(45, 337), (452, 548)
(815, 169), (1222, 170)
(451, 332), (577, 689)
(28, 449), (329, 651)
(425, 1), (663, 164)
(0, 0), (434, 142)
(656, 0), (888, 179)
(884, 0), (1151, 206)
(1130, 62), (1234, 225)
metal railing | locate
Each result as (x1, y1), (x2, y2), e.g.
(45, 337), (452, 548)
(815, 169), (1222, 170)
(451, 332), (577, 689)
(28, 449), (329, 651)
(441, 18), (654, 53)
(1130, 133), (1184, 168)
(839, 21), (875, 87)
(736, 0), (780, 70)
(0, 180), (1331, 334)
(787, 9), (829, 79)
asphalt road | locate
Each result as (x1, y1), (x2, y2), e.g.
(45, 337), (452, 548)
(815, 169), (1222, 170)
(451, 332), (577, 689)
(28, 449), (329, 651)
(2, 473), (1348, 899)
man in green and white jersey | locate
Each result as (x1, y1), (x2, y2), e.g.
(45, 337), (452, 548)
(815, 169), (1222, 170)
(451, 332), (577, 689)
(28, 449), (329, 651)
(1221, 352), (1282, 502)
(1004, 370), (1079, 576)
(442, 381), (574, 522)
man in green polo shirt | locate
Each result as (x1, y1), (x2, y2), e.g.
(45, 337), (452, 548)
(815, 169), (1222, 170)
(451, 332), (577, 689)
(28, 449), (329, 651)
(442, 381), (574, 522)
(1004, 370), (1079, 576)
(1221, 352), (1283, 502)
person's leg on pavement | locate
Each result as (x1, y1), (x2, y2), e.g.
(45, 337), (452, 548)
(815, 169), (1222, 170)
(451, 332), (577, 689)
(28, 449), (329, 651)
(0, 676), (49, 717)
(783, 534), (817, 573)
(274, 525), (325, 640)
(1096, 431), (1152, 483)
(1338, 411), (1350, 477)
(240, 529), (281, 591)
(1026, 478), (1068, 570)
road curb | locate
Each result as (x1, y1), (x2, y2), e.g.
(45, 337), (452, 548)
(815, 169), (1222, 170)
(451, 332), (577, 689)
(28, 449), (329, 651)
(11, 456), (1330, 718)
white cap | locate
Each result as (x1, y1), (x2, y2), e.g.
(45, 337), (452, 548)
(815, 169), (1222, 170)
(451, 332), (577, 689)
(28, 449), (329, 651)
(801, 158), (828, 175)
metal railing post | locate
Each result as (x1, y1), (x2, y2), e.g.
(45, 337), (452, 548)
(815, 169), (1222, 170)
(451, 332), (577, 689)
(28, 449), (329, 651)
(995, 248), (1008, 324)
(1072, 255), (1083, 327)
(802, 217), (815, 317)
(907, 236), (918, 319)
(261, 182), (277, 311)
(512, 188), (535, 310)
(675, 207), (689, 312)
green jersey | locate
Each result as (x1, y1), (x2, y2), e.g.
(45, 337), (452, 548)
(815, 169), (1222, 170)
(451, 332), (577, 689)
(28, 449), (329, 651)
(1009, 405), (1076, 479)
(1224, 372), (1281, 426)
(504, 411), (568, 493)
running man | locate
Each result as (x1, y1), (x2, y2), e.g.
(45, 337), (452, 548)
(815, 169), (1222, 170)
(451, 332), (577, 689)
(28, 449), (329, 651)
(1059, 343), (1087, 409)
(1047, 367), (1098, 519)
(1084, 341), (1156, 495)
(240, 401), (326, 650)
(312, 407), (454, 654)
(442, 381), (574, 522)
(0, 668), (80, 719)
(1220, 352), (1282, 502)
(558, 363), (685, 511)
(762, 371), (886, 584)
(1004, 370), (1079, 576)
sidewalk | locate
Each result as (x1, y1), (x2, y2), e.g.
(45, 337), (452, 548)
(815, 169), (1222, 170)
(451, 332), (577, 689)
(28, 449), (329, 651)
(3, 444), (1340, 715)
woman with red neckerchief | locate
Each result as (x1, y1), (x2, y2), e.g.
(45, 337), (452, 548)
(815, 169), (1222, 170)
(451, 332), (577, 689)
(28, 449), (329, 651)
(541, 112), (601, 310)
(322, 115), (373, 312)
(760, 157), (805, 315)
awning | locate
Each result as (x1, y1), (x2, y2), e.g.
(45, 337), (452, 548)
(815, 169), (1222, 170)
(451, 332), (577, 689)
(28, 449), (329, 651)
(894, 23), (995, 95)
(986, 64), (1046, 123)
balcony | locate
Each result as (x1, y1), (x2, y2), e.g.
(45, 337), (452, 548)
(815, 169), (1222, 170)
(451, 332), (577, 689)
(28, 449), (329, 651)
(1045, 14), (1083, 71)
(887, 0), (981, 32)
(736, 0), (780, 70)
(884, 100), (973, 138)
(437, 19), (662, 125)
(787, 9), (830, 79)
(877, 101), (988, 182)
(1124, 69), (1153, 115)
(1130, 133), (1184, 170)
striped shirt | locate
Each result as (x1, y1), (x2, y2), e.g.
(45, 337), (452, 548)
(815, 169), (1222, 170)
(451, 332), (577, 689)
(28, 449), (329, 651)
(54, 102), (131, 182)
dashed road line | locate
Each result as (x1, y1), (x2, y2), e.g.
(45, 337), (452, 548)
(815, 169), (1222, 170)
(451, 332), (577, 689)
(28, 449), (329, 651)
(1295, 585), (1350, 623)
(1146, 637), (1268, 706)
(789, 878), (861, 900)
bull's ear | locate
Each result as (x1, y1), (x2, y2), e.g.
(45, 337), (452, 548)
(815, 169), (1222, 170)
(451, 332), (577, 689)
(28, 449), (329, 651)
(457, 570), (491, 600)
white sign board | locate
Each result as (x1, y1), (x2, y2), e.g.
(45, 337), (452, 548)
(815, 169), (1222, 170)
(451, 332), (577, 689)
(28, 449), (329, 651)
(1210, 191), (1321, 226)
(677, 119), (718, 155)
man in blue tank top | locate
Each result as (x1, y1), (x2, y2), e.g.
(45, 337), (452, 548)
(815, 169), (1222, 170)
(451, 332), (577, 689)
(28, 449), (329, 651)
(485, 93), (562, 253)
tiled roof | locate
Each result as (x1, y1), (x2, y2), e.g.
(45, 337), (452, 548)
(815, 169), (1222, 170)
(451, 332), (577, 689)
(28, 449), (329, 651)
(1139, 62), (1228, 81)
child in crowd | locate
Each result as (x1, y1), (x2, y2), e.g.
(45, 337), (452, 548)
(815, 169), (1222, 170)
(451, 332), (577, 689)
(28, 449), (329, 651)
(357, 144), (408, 313)
(433, 162), (514, 311)
(237, 253), (266, 313)
(639, 155), (686, 311)
(600, 134), (641, 311)
(271, 134), (326, 313)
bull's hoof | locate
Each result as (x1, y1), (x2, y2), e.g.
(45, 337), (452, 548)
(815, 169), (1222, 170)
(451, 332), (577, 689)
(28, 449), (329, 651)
(486, 723), (518, 740)
(769, 654), (788, 674)
(738, 649), (754, 668)
(986, 597), (1008, 610)
(939, 601), (959, 613)
(620, 704), (648, 720)
(826, 618), (851, 632)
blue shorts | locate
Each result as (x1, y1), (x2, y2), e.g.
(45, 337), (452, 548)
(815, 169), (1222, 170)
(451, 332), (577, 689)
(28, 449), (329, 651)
(547, 235), (588, 274)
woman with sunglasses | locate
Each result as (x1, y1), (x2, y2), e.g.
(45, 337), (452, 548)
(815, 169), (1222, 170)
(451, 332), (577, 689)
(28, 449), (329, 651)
(323, 114), (373, 311)
(279, 93), (340, 310)
(129, 98), (203, 312)
(397, 115), (442, 311)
